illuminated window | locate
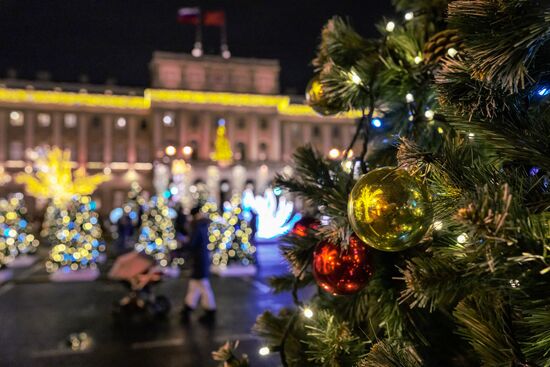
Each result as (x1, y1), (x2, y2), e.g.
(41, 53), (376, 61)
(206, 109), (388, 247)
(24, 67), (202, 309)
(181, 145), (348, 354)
(115, 117), (127, 129)
(9, 111), (24, 126)
(162, 112), (175, 127)
(37, 113), (51, 127)
(64, 113), (77, 128)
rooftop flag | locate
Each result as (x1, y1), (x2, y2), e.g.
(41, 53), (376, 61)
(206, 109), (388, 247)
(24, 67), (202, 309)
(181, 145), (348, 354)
(177, 7), (200, 25)
(203, 10), (225, 27)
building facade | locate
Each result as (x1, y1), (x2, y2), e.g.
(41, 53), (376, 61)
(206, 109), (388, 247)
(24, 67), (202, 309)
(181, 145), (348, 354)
(0, 52), (358, 214)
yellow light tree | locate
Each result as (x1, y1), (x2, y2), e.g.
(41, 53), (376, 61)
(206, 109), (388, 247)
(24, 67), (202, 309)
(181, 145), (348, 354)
(15, 147), (109, 207)
(211, 119), (233, 165)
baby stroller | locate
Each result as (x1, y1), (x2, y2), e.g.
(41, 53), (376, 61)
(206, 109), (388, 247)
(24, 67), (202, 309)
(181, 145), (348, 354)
(108, 251), (171, 319)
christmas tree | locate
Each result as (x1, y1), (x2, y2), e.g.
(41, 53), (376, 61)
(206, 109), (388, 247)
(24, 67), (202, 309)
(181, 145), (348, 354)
(0, 194), (39, 267)
(134, 196), (177, 267)
(239, 1), (550, 366)
(45, 195), (105, 273)
(211, 118), (233, 165)
(205, 195), (256, 269)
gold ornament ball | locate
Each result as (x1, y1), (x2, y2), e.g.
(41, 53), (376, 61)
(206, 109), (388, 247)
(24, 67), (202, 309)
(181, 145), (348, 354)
(305, 75), (340, 116)
(348, 167), (432, 252)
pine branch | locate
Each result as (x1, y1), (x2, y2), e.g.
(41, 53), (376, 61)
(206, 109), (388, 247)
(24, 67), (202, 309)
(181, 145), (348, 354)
(358, 341), (422, 367)
(212, 341), (250, 367)
(454, 292), (526, 366)
(448, 0), (550, 93)
(303, 310), (370, 366)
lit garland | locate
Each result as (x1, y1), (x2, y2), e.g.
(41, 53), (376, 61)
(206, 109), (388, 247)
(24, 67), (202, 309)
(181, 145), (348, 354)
(0, 87), (360, 118)
(134, 196), (177, 267)
(16, 147), (110, 207)
(0, 194), (39, 267)
(204, 195), (256, 268)
(45, 195), (105, 273)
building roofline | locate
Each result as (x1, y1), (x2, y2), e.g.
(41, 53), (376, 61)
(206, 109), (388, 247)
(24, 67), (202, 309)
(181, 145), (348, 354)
(151, 51), (280, 68)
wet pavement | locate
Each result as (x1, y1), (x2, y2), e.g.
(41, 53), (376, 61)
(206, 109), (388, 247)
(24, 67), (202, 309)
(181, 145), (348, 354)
(0, 244), (292, 367)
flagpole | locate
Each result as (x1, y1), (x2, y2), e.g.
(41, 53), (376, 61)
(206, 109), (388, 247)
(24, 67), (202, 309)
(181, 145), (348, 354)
(220, 16), (230, 59)
(192, 9), (203, 57)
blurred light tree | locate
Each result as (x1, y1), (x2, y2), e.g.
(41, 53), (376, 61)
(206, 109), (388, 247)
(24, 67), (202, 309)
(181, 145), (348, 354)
(205, 195), (256, 268)
(45, 195), (105, 273)
(0, 194), (39, 267)
(134, 196), (177, 267)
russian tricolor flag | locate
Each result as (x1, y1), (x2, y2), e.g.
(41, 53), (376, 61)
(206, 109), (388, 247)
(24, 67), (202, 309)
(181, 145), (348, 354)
(177, 7), (200, 25)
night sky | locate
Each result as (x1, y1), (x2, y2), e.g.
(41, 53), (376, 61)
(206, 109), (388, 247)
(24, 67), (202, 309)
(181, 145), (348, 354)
(0, 1), (394, 93)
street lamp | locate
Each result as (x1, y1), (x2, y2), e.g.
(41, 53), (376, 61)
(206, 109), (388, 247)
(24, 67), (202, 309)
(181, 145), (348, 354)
(328, 148), (340, 159)
(182, 145), (193, 158)
(165, 145), (176, 157)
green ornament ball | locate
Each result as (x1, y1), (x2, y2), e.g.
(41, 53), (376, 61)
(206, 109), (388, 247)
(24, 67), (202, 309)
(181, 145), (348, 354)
(347, 167), (432, 252)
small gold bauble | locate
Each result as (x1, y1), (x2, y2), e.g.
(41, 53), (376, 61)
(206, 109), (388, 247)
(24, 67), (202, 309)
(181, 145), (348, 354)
(305, 75), (340, 116)
(348, 167), (432, 252)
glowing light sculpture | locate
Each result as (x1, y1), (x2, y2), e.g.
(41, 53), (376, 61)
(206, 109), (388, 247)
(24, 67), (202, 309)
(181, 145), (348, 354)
(15, 147), (110, 207)
(248, 188), (301, 240)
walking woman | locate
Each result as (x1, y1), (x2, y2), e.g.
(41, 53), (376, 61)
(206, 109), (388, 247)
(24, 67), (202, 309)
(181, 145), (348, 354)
(180, 206), (216, 324)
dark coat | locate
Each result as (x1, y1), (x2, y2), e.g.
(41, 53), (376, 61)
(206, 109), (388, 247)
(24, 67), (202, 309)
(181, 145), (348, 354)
(189, 218), (211, 279)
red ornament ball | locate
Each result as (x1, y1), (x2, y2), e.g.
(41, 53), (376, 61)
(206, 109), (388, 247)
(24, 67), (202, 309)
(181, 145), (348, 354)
(291, 216), (320, 237)
(312, 234), (373, 295)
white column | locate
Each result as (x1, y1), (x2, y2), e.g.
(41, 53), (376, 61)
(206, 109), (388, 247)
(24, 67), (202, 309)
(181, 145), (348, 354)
(248, 115), (258, 161)
(103, 116), (113, 164)
(52, 112), (62, 148)
(322, 124), (331, 154)
(303, 123), (312, 143)
(282, 121), (292, 161)
(0, 110), (6, 162)
(78, 114), (88, 168)
(128, 116), (137, 165)
(270, 116), (281, 161)
(178, 110), (188, 149)
(200, 113), (212, 160)
(153, 111), (163, 159)
(24, 110), (35, 152)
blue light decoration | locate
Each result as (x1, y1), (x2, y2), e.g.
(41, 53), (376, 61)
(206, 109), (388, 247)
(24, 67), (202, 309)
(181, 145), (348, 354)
(218, 118), (226, 126)
(371, 118), (382, 128)
(162, 190), (171, 199)
(273, 187), (283, 196)
(537, 87), (550, 96)
(242, 187), (302, 240)
(530, 167), (540, 176)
